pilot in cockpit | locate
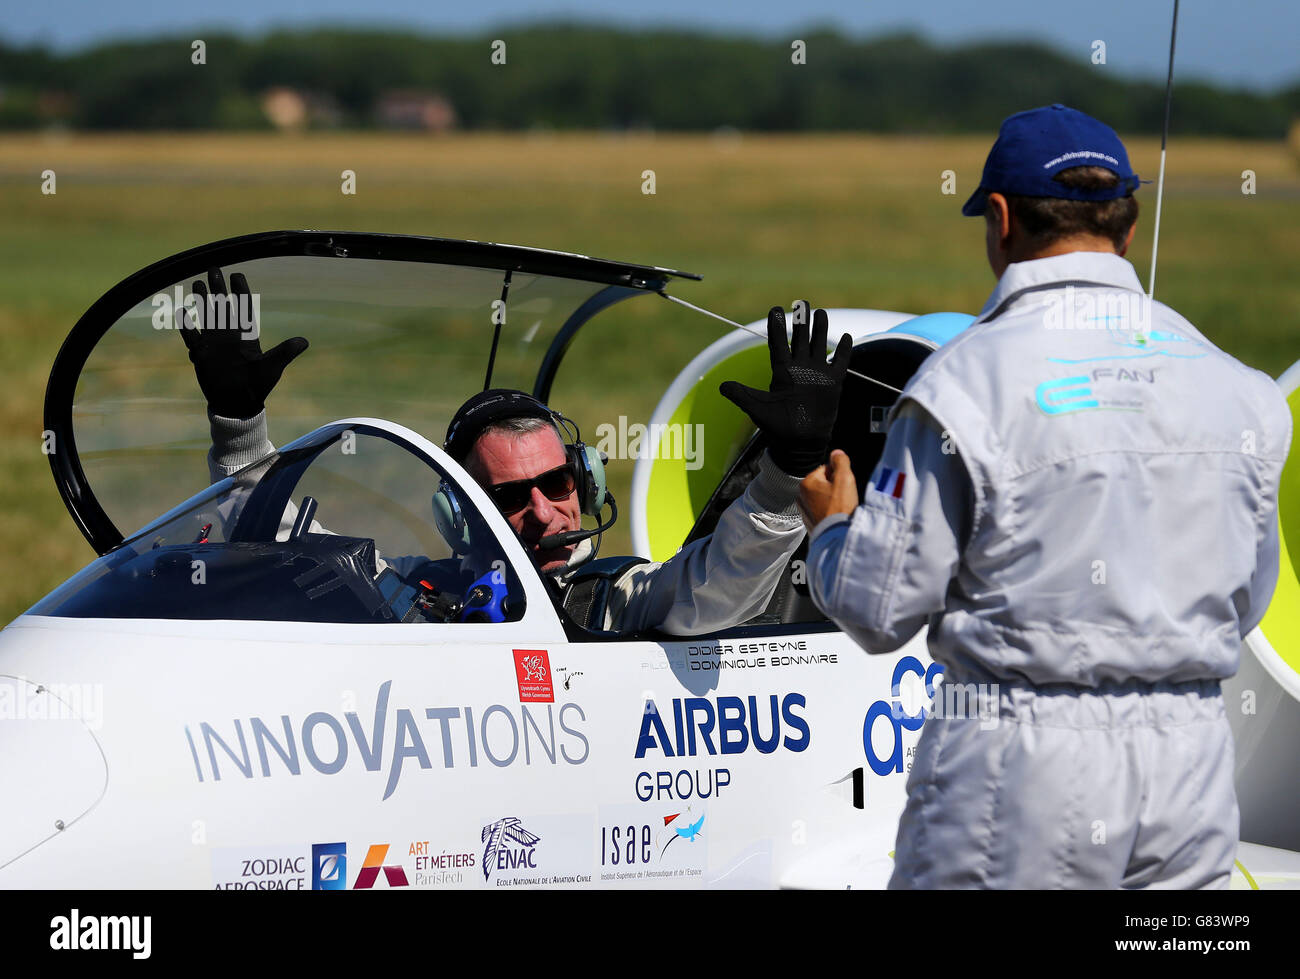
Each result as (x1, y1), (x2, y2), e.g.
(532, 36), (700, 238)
(180, 269), (851, 634)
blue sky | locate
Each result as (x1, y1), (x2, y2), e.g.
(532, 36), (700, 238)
(5, 1), (1298, 91)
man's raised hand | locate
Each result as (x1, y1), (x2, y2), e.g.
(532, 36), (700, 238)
(719, 304), (853, 476)
(177, 267), (308, 419)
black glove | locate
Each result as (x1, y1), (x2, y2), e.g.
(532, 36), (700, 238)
(177, 267), (308, 419)
(720, 305), (852, 477)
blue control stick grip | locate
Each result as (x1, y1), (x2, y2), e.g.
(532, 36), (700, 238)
(458, 568), (508, 623)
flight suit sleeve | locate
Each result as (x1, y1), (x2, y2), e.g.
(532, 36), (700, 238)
(207, 409), (326, 543)
(1241, 399), (1292, 636)
(207, 409), (276, 482)
(806, 401), (974, 653)
(604, 451), (806, 635)
(1242, 511), (1281, 637)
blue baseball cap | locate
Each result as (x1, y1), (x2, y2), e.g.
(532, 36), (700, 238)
(962, 104), (1140, 217)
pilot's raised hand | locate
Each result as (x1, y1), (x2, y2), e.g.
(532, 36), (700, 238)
(720, 305), (853, 476)
(177, 267), (308, 419)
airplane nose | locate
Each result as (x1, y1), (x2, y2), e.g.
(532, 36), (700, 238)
(0, 674), (108, 875)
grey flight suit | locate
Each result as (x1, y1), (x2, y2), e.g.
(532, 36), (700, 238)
(808, 251), (1292, 888)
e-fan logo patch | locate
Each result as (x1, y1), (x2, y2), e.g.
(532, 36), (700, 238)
(513, 649), (554, 703)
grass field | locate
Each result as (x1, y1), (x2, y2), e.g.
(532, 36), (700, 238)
(1, 132), (1298, 624)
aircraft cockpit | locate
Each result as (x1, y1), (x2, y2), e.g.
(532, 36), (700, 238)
(33, 421), (527, 624)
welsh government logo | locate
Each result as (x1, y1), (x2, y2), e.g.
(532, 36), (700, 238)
(513, 649), (554, 703)
(312, 842), (347, 891)
(658, 808), (705, 858)
(482, 817), (542, 882)
(353, 844), (409, 889)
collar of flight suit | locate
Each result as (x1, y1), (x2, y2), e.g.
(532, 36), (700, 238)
(976, 251), (1146, 325)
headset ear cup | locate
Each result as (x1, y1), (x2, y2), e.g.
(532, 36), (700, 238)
(573, 442), (607, 517)
(432, 484), (471, 554)
(566, 445), (589, 515)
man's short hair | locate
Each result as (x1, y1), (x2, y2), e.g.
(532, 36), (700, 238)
(462, 415), (564, 481)
(478, 415), (560, 440)
(996, 166), (1139, 251)
(445, 388), (562, 465)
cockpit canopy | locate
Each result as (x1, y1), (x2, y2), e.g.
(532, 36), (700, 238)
(46, 231), (701, 555)
(32, 421), (528, 624)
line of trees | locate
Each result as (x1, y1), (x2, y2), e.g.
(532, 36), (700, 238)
(1, 24), (1296, 136)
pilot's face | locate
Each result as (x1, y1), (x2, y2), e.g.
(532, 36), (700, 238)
(467, 427), (582, 573)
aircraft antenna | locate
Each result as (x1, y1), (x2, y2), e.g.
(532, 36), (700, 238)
(1148, 0), (1181, 300)
(483, 269), (512, 390)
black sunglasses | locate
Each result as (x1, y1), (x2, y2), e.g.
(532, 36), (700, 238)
(488, 463), (577, 515)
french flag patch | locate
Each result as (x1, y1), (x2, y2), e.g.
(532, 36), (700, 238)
(871, 466), (906, 500)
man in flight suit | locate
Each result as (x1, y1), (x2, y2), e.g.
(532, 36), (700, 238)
(799, 104), (1292, 888)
